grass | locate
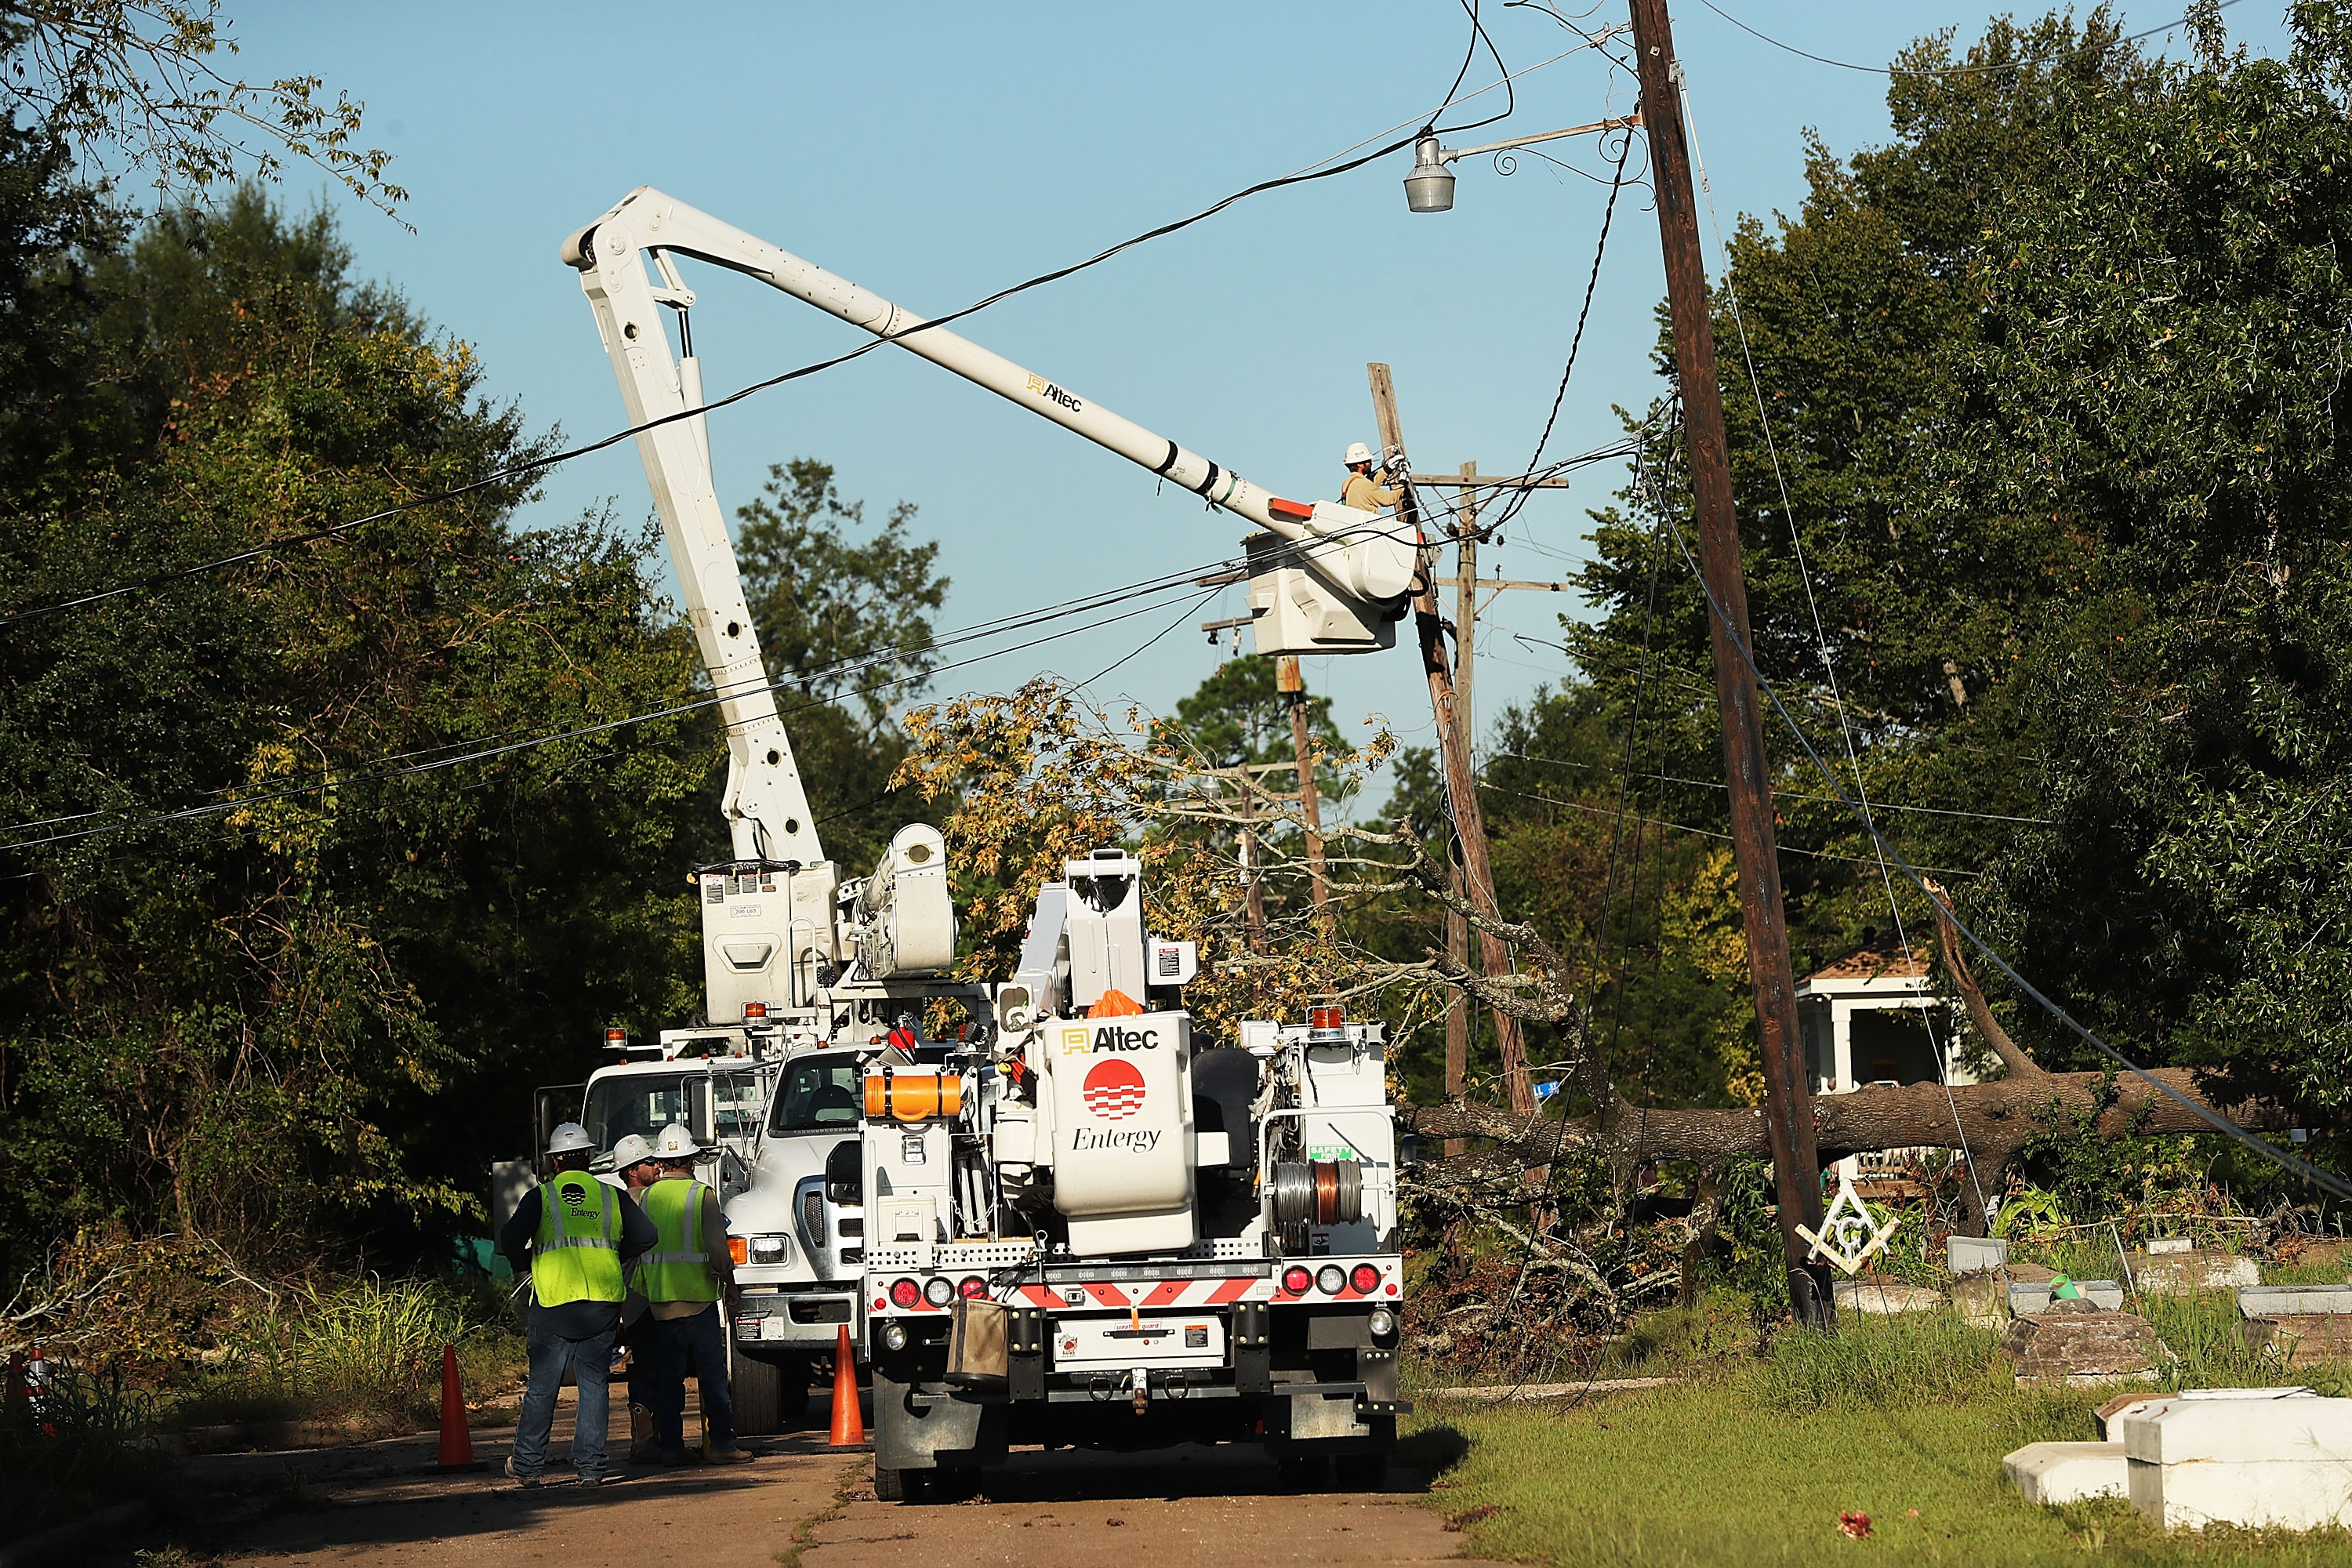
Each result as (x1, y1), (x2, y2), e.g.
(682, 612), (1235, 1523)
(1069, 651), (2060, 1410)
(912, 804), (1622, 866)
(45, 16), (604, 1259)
(0, 1363), (169, 1545)
(1410, 1299), (2352, 1566)
(162, 1276), (527, 1435)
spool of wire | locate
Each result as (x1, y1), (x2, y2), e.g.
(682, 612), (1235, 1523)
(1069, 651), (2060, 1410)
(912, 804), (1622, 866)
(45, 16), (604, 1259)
(1269, 1160), (1363, 1226)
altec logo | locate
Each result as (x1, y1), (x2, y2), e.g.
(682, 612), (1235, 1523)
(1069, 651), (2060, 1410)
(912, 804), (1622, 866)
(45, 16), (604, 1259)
(1081, 1058), (1147, 1120)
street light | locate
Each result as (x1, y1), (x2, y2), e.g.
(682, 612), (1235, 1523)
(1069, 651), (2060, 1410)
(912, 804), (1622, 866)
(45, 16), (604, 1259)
(1403, 113), (1642, 213)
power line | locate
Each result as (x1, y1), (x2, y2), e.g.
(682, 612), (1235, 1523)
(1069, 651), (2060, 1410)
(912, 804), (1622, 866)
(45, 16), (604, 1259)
(1487, 750), (2051, 825)
(1649, 485), (2352, 1203)
(0, 560), (1247, 856)
(0, 41), (1616, 634)
(1478, 780), (1980, 877)
(1691, 0), (2242, 78)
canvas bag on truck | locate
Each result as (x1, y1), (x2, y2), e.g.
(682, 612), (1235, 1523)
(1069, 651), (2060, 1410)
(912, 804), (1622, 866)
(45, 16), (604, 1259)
(947, 1297), (1009, 1388)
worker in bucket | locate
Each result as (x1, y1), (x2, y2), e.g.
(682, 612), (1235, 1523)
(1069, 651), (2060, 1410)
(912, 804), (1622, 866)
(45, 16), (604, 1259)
(1340, 441), (1405, 514)
(498, 1120), (656, 1488)
(609, 1132), (661, 1462)
(639, 1121), (751, 1465)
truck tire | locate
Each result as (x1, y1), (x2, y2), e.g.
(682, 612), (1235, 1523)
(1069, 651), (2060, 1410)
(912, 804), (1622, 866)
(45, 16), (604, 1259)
(732, 1352), (811, 1435)
(874, 1463), (907, 1501)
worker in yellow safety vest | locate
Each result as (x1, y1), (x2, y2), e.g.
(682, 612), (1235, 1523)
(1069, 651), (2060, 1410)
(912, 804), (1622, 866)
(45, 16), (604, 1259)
(497, 1120), (655, 1487)
(637, 1121), (750, 1465)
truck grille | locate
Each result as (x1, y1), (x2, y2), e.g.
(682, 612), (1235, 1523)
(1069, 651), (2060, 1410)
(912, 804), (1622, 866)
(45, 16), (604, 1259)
(801, 1189), (826, 1250)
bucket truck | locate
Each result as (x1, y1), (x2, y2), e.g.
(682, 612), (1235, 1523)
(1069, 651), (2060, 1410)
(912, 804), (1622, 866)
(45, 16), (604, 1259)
(555, 187), (1410, 1475)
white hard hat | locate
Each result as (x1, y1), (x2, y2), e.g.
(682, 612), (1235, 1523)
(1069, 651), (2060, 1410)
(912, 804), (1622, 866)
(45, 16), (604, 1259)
(1344, 441), (1375, 466)
(546, 1121), (593, 1156)
(652, 1122), (699, 1160)
(611, 1133), (655, 1169)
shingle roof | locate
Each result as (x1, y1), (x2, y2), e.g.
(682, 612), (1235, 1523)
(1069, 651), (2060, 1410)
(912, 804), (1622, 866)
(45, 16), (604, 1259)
(1804, 945), (1932, 984)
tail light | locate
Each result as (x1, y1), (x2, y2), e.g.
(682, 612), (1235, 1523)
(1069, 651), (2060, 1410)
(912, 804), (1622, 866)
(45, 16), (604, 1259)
(924, 1277), (954, 1308)
(728, 1237), (749, 1266)
(1316, 1265), (1345, 1295)
(957, 1276), (988, 1299)
(889, 1278), (922, 1309)
(1308, 1004), (1347, 1042)
(1281, 1265), (1312, 1296)
(1351, 1264), (1381, 1294)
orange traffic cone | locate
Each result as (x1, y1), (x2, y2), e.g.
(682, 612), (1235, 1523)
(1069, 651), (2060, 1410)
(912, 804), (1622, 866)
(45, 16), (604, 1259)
(435, 1344), (477, 1469)
(828, 1323), (863, 1446)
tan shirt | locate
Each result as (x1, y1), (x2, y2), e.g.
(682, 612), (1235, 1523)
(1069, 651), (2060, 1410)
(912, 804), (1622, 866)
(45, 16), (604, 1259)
(1340, 471), (1403, 513)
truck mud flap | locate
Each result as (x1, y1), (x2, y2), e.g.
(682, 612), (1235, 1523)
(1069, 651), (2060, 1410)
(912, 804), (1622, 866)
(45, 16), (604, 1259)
(873, 1369), (1004, 1473)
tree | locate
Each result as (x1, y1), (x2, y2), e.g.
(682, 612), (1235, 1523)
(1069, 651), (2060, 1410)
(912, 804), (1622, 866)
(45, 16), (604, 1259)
(2, 1), (405, 216)
(733, 458), (946, 875)
(0, 183), (709, 1268)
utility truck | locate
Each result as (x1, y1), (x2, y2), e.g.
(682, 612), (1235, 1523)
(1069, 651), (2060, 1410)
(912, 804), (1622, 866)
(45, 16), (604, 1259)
(557, 187), (1413, 1474)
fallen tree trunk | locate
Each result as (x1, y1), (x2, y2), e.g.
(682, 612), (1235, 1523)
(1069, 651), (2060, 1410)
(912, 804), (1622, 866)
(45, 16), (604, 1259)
(1401, 1066), (2301, 1235)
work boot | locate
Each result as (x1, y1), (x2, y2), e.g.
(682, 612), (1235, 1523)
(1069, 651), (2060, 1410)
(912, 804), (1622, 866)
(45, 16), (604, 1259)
(503, 1455), (541, 1490)
(706, 1446), (753, 1465)
(659, 1446), (699, 1467)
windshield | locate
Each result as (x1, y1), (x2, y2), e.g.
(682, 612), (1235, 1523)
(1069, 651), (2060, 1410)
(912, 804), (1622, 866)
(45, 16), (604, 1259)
(769, 1058), (863, 1134)
(583, 1069), (765, 1153)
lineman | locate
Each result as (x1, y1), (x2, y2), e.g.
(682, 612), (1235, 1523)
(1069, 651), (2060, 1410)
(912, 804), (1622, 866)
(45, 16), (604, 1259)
(497, 1121), (655, 1487)
(610, 1133), (662, 1462)
(1340, 441), (1404, 514)
(638, 1122), (751, 1465)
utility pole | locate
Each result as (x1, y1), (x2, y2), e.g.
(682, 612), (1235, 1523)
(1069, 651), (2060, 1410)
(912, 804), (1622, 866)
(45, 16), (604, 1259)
(1447, 464), (1479, 1143)
(1368, 365), (1534, 1118)
(1628, 0), (1832, 1326)
(1277, 655), (1333, 923)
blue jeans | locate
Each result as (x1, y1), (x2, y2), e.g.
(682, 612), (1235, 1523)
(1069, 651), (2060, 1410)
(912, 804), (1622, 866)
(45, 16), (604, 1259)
(647, 1305), (735, 1454)
(514, 1322), (616, 1481)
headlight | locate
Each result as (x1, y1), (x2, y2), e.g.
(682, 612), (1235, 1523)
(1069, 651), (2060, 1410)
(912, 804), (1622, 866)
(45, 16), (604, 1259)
(882, 1322), (909, 1352)
(750, 1234), (790, 1263)
(1367, 1307), (1396, 1339)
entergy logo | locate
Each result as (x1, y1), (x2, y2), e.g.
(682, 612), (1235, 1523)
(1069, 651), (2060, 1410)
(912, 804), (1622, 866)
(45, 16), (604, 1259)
(1081, 1058), (1147, 1120)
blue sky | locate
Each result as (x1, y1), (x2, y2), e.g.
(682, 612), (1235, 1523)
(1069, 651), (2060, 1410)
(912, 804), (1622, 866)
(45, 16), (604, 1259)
(232, 1), (2290, 818)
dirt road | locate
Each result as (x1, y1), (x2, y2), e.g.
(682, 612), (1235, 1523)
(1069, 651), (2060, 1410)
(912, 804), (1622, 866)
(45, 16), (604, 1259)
(141, 1399), (1461, 1568)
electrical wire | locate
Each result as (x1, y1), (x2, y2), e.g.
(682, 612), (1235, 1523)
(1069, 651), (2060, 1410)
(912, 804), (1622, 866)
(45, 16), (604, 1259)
(1479, 781), (1980, 877)
(0, 41), (1598, 633)
(1647, 489), (2352, 1204)
(1691, 0), (2241, 78)
(0, 557), (1250, 856)
(1490, 751), (2053, 825)
(1487, 122), (1635, 545)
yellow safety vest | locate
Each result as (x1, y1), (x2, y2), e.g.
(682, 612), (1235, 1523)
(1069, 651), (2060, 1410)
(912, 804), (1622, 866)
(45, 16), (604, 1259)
(638, 1177), (721, 1306)
(532, 1170), (624, 1306)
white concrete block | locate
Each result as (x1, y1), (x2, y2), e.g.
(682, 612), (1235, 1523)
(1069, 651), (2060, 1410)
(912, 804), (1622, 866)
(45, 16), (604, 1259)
(2096, 1388), (2314, 1439)
(2118, 1393), (2352, 1530)
(1834, 1279), (1944, 1315)
(1947, 1235), (2010, 1274)
(2005, 1442), (2127, 1506)
(2147, 1236), (2194, 1254)
(2241, 1285), (2352, 1318)
(2011, 1279), (2126, 1313)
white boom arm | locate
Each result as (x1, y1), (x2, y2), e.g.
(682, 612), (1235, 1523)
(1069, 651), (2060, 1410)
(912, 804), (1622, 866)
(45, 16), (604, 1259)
(561, 187), (1420, 609)
(563, 211), (818, 869)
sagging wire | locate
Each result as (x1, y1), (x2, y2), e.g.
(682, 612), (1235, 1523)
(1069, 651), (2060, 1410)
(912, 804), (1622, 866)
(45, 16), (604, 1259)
(1691, 0), (2241, 78)
(1676, 70), (1994, 1232)
(1643, 479), (2352, 1206)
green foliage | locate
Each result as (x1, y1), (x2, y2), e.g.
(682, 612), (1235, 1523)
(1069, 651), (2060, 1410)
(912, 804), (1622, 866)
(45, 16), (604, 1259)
(0, 170), (714, 1271)
(0, 1362), (164, 1545)
(734, 458), (946, 874)
(1711, 1155), (1791, 1313)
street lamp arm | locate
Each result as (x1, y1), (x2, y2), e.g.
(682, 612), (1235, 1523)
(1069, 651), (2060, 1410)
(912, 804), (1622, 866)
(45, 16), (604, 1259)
(1436, 112), (1642, 166)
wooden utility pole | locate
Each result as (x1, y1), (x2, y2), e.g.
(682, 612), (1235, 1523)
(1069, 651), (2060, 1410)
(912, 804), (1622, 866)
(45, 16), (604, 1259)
(1628, 0), (1832, 1326)
(1367, 365), (1534, 1117)
(1446, 464), (1479, 1144)
(1277, 655), (1333, 922)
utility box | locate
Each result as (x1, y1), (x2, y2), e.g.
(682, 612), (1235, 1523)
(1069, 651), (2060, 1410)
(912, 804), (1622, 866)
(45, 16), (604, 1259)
(1044, 1011), (1195, 1254)
(1243, 531), (1400, 656)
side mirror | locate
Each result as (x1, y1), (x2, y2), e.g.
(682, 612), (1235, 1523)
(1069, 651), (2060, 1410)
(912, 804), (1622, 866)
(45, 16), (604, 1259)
(824, 1138), (862, 1204)
(687, 1076), (717, 1147)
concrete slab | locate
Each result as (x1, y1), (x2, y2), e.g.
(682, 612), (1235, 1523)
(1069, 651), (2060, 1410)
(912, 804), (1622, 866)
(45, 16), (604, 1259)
(2241, 1284), (2352, 1317)
(2118, 1392), (2352, 1530)
(2245, 1315), (2352, 1365)
(2147, 1237), (2194, 1255)
(1833, 1279), (1945, 1315)
(2124, 1251), (2258, 1294)
(1951, 1273), (2008, 1329)
(2003, 1442), (2127, 1506)
(2002, 1307), (2166, 1389)
(2009, 1279), (2126, 1314)
(1947, 1236), (2010, 1274)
